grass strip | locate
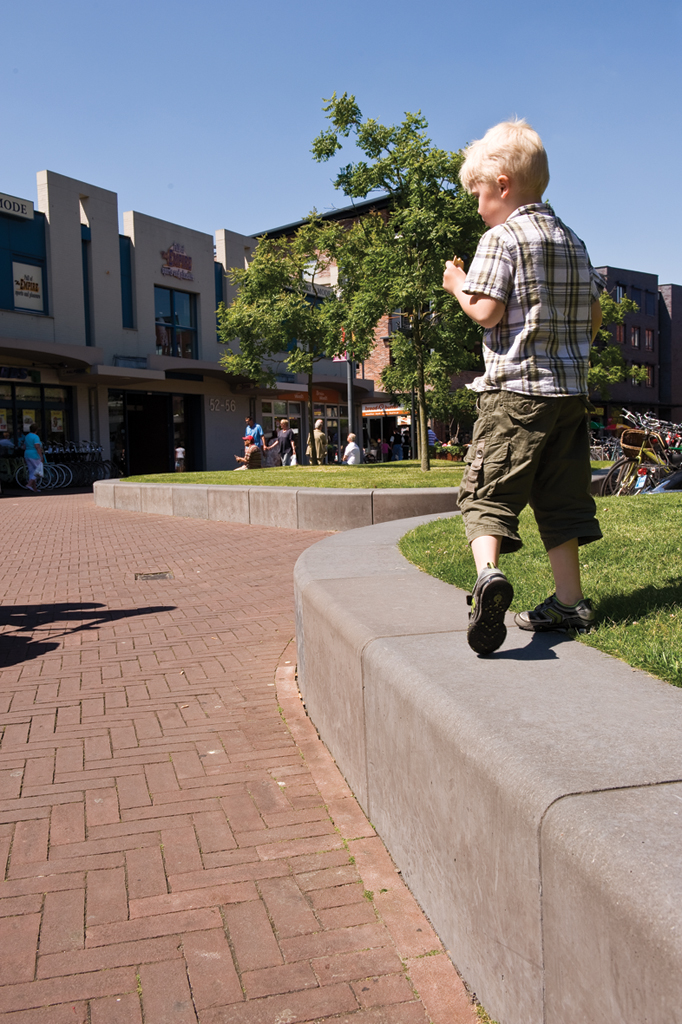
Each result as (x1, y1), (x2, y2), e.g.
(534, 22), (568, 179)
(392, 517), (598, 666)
(125, 461), (466, 489)
(398, 494), (682, 687)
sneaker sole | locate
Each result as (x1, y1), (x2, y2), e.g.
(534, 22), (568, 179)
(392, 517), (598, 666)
(467, 576), (514, 655)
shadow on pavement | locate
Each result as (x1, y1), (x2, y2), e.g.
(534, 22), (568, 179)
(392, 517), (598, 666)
(488, 630), (573, 661)
(0, 601), (176, 668)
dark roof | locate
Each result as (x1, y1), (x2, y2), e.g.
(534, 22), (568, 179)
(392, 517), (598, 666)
(254, 195), (391, 239)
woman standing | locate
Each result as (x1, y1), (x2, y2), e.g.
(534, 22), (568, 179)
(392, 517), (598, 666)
(277, 419), (297, 466)
(23, 422), (44, 492)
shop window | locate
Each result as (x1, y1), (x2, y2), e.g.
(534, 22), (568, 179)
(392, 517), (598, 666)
(0, 382), (71, 449)
(154, 286), (197, 358)
(630, 326), (640, 349)
(615, 324), (624, 344)
(645, 329), (654, 350)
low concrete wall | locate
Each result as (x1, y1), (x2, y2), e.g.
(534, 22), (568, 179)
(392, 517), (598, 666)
(293, 515), (682, 1024)
(93, 480), (460, 530)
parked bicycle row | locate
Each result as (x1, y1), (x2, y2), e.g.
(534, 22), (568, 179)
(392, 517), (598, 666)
(599, 409), (682, 496)
(0, 456), (121, 490)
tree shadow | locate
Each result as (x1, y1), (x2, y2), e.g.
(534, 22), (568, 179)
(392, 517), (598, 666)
(595, 577), (682, 624)
(0, 601), (176, 668)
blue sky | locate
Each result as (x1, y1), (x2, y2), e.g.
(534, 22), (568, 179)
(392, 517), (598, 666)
(3, 0), (681, 281)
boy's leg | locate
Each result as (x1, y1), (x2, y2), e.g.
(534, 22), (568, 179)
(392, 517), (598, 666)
(547, 537), (582, 606)
(471, 535), (503, 573)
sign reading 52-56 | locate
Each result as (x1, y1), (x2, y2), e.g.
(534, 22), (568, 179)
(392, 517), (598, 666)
(209, 398), (237, 413)
(13, 263), (43, 312)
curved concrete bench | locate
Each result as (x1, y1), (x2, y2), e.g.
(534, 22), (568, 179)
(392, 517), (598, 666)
(294, 514), (682, 1024)
(93, 480), (459, 530)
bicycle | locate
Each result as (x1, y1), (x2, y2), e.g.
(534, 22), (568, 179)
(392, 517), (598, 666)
(600, 410), (682, 495)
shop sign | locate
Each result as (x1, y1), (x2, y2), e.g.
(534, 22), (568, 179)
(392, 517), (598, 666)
(0, 192), (34, 220)
(13, 263), (43, 312)
(276, 388), (340, 403)
(362, 403), (409, 417)
(161, 243), (193, 281)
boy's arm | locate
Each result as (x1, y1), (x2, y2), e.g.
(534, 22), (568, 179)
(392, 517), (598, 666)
(443, 258), (506, 329)
(591, 299), (602, 342)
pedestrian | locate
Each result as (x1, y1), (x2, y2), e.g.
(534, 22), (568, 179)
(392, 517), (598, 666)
(244, 415), (264, 451)
(174, 445), (185, 472)
(443, 118), (604, 655)
(391, 433), (404, 460)
(234, 435), (262, 470)
(262, 431), (280, 467)
(23, 422), (44, 492)
(427, 427), (438, 447)
(341, 433), (361, 465)
(277, 419), (297, 466)
(379, 438), (390, 461)
(306, 419), (327, 465)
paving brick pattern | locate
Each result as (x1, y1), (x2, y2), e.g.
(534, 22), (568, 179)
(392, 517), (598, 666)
(0, 493), (476, 1023)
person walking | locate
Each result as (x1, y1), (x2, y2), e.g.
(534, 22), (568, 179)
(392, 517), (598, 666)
(442, 118), (604, 655)
(23, 422), (44, 492)
(244, 415), (264, 451)
(277, 419), (297, 466)
(306, 419), (327, 465)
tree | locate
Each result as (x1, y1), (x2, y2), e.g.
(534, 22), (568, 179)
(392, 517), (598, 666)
(312, 93), (485, 470)
(589, 292), (647, 398)
(217, 216), (379, 464)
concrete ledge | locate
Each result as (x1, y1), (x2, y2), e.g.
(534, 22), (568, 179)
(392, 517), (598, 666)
(293, 515), (682, 1024)
(93, 480), (459, 530)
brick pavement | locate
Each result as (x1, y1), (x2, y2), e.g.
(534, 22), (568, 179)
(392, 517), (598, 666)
(0, 492), (477, 1023)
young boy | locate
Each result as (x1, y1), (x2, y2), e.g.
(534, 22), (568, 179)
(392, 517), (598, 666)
(442, 119), (604, 655)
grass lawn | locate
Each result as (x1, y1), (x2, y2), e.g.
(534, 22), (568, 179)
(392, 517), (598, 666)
(125, 460), (608, 490)
(125, 461), (466, 489)
(399, 495), (682, 687)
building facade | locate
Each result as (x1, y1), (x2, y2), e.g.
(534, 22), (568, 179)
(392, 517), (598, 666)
(0, 173), (381, 475)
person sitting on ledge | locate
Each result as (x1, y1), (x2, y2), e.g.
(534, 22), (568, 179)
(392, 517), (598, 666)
(234, 436), (262, 470)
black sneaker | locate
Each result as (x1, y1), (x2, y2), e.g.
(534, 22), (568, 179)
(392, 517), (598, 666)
(466, 565), (514, 655)
(514, 594), (595, 633)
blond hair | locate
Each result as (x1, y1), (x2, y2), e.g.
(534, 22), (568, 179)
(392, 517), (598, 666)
(460, 118), (549, 197)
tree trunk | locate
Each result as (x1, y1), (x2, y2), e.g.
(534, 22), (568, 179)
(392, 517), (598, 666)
(415, 329), (430, 472)
(307, 372), (318, 466)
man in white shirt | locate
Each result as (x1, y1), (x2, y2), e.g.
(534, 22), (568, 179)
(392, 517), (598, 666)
(341, 433), (360, 465)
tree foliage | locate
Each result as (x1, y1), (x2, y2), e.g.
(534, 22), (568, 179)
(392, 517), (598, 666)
(217, 216), (379, 463)
(312, 93), (485, 470)
(589, 293), (647, 398)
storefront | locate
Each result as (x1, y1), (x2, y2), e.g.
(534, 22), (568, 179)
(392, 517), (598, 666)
(260, 387), (349, 463)
(108, 390), (202, 476)
(362, 402), (411, 458)
(0, 373), (72, 450)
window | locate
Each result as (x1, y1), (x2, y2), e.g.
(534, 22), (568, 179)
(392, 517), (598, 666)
(645, 291), (656, 317)
(631, 326), (640, 349)
(154, 286), (197, 358)
(645, 329), (654, 351)
(646, 365), (655, 388)
(631, 364), (642, 387)
(615, 324), (625, 344)
(615, 284), (626, 302)
(630, 286), (642, 310)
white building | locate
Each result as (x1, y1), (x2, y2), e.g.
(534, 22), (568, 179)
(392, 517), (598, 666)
(0, 172), (376, 474)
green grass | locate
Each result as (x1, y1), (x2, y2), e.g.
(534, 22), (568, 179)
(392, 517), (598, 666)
(124, 459), (608, 490)
(125, 461), (466, 489)
(398, 495), (682, 687)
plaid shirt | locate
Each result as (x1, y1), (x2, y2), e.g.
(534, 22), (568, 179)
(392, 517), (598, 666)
(463, 203), (604, 396)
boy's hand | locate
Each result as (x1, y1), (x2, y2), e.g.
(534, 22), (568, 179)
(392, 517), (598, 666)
(443, 256), (466, 296)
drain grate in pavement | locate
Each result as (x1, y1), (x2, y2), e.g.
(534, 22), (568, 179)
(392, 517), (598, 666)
(135, 571), (174, 581)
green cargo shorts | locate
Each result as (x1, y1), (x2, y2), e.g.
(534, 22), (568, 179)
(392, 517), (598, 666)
(458, 390), (602, 554)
